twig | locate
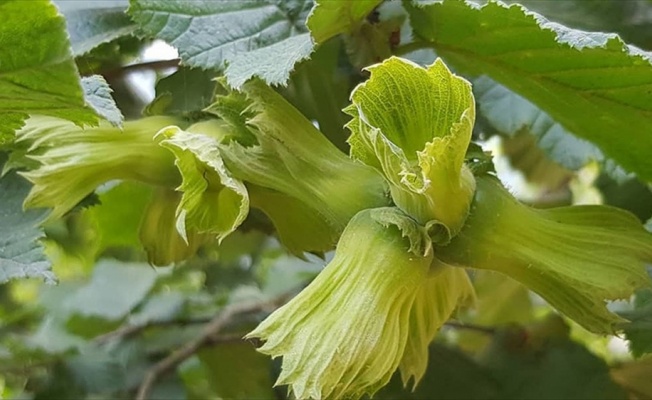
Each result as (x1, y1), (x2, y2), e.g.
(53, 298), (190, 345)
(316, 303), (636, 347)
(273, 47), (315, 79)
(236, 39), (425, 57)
(93, 317), (211, 345)
(205, 332), (248, 346)
(444, 320), (496, 335)
(145, 333), (250, 360)
(98, 58), (181, 80)
(135, 293), (290, 400)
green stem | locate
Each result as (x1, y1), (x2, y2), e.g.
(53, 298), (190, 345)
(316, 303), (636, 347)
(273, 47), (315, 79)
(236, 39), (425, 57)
(394, 40), (432, 56)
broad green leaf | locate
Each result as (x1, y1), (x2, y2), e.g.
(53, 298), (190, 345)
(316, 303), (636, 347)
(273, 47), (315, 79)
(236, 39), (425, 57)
(0, 172), (55, 284)
(81, 75), (124, 127)
(128, 0), (314, 87)
(307, 0), (382, 44)
(198, 342), (276, 399)
(66, 260), (158, 320)
(54, 0), (136, 56)
(146, 67), (217, 116)
(278, 38), (352, 151)
(477, 78), (634, 184)
(38, 282), (84, 321)
(406, 0), (652, 180)
(158, 120), (249, 243)
(346, 57), (475, 233)
(226, 33), (314, 88)
(127, 291), (185, 326)
(30, 315), (85, 353)
(141, 323), (204, 355)
(64, 346), (129, 394)
(505, 0), (652, 49)
(0, 0), (98, 143)
(474, 76), (603, 171)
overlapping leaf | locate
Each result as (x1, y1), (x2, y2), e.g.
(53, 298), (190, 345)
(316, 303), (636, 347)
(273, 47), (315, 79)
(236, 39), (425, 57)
(81, 75), (124, 127)
(475, 76), (633, 183)
(407, 0), (652, 180)
(54, 0), (136, 56)
(128, 0), (313, 87)
(147, 67), (217, 116)
(506, 0), (652, 49)
(307, 0), (382, 44)
(66, 260), (158, 320)
(0, 172), (54, 284)
(474, 76), (603, 171)
(0, 0), (98, 143)
(278, 39), (352, 150)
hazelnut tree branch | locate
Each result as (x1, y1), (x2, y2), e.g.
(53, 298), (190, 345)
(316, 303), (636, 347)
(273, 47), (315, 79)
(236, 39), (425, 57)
(134, 293), (291, 400)
(96, 58), (181, 80)
(93, 317), (212, 345)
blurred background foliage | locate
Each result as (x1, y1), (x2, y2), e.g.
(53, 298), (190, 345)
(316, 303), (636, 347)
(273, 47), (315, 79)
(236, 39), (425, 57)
(1, 0), (652, 399)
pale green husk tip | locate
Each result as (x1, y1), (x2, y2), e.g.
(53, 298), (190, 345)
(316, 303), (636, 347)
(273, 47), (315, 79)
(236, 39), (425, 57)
(247, 207), (474, 399)
(17, 116), (182, 220)
(345, 57), (477, 234)
(437, 176), (652, 334)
